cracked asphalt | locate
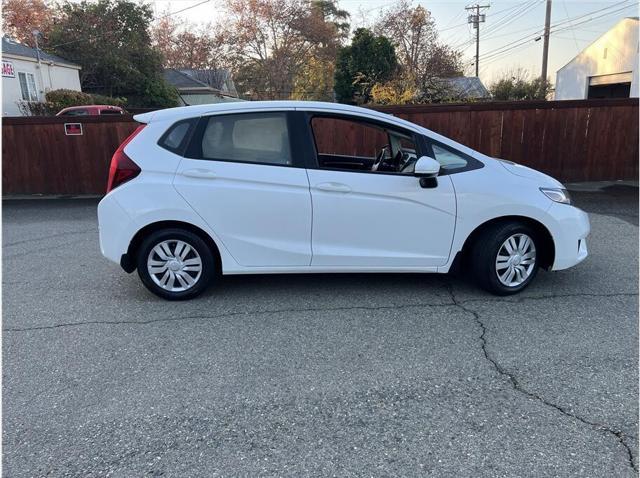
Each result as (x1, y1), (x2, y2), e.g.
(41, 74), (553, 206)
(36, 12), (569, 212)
(3, 184), (638, 477)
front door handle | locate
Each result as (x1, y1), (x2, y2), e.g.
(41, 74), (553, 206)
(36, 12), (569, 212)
(315, 182), (351, 193)
(182, 168), (217, 179)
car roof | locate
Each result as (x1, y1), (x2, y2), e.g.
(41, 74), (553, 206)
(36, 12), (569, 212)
(58, 105), (123, 112)
(62, 105), (122, 111)
(133, 100), (430, 135)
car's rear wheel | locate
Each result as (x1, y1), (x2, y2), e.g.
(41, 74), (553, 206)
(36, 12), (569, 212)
(471, 222), (539, 295)
(136, 229), (214, 300)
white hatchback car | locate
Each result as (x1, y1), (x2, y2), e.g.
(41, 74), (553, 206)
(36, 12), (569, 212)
(98, 101), (589, 300)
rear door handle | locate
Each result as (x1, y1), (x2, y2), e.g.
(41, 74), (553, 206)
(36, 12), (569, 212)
(182, 168), (217, 179)
(315, 182), (351, 193)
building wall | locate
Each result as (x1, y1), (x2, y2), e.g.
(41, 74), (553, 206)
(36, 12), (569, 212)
(555, 18), (639, 100)
(2, 55), (81, 116)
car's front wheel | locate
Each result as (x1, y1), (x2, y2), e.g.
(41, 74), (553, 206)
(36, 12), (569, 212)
(471, 222), (539, 295)
(136, 229), (215, 300)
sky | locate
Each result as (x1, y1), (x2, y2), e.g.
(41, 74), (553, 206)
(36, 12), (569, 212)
(147, 0), (639, 86)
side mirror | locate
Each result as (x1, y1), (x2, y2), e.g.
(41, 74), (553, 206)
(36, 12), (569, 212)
(414, 156), (441, 178)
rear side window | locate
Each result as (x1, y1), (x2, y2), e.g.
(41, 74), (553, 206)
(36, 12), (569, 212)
(188, 113), (292, 166)
(99, 109), (123, 115)
(62, 109), (88, 116)
(158, 118), (197, 155)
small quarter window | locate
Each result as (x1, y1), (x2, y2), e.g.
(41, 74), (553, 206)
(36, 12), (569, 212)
(159, 119), (197, 155)
(431, 143), (469, 170)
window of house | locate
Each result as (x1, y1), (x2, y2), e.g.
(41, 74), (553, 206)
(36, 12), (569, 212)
(310, 116), (418, 174)
(18, 72), (38, 101)
(194, 113), (292, 166)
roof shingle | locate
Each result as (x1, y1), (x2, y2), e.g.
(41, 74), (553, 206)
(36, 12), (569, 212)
(2, 37), (80, 68)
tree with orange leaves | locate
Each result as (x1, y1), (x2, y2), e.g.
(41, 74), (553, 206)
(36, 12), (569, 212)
(2, 0), (54, 47)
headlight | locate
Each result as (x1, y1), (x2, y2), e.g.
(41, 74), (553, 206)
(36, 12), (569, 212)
(540, 187), (571, 205)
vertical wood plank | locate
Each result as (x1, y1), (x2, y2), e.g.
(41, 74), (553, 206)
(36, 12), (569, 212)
(2, 99), (637, 195)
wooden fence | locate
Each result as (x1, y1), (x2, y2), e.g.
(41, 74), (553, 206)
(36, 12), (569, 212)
(372, 98), (638, 183)
(2, 98), (638, 195)
(3, 116), (138, 195)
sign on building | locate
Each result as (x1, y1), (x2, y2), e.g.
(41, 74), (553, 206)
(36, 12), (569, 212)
(2, 60), (15, 78)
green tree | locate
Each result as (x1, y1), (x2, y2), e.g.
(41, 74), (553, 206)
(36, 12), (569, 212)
(490, 72), (551, 101)
(334, 28), (397, 104)
(46, 0), (178, 108)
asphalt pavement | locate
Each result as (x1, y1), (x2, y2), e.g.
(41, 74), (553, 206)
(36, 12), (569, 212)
(3, 183), (638, 477)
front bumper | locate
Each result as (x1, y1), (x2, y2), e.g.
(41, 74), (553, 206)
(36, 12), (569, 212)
(548, 203), (590, 270)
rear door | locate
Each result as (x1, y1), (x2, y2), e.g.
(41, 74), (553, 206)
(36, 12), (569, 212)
(173, 110), (312, 267)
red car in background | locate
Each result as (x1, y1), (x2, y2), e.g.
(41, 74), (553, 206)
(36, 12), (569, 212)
(56, 105), (126, 116)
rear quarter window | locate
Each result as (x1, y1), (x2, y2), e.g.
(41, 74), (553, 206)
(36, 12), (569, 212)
(158, 118), (198, 155)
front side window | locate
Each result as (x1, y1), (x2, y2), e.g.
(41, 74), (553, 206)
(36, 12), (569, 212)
(196, 113), (292, 166)
(18, 72), (38, 101)
(310, 115), (418, 174)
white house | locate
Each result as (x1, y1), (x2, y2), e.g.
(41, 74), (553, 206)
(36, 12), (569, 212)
(2, 37), (82, 116)
(555, 17), (639, 100)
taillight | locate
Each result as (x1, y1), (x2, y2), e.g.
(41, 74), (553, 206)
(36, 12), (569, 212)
(106, 124), (146, 193)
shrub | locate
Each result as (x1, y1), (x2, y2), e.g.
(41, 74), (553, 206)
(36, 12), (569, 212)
(45, 89), (126, 113)
(17, 101), (54, 116)
(488, 70), (552, 101)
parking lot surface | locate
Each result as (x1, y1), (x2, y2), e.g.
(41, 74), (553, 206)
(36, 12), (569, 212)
(3, 184), (638, 477)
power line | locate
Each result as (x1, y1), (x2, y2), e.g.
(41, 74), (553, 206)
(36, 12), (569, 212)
(546, 0), (634, 29)
(478, 2), (636, 73)
(481, 0), (543, 38)
(157, 0), (212, 19)
(561, 0), (581, 51)
(476, 0), (636, 65)
(481, 0), (633, 48)
(48, 0), (213, 49)
(450, 1), (539, 52)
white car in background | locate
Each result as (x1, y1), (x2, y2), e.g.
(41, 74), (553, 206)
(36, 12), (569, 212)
(97, 101), (589, 300)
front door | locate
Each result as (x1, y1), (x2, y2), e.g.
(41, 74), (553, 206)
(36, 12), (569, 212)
(305, 114), (456, 268)
(173, 111), (312, 267)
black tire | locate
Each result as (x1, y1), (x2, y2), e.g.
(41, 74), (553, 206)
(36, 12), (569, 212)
(470, 222), (539, 295)
(136, 228), (215, 300)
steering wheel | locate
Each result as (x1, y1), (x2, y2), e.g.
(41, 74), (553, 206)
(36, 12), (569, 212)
(372, 145), (392, 172)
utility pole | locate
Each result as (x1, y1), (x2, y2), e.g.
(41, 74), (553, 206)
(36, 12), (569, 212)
(540, 0), (552, 82)
(32, 30), (44, 101)
(466, 4), (489, 77)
